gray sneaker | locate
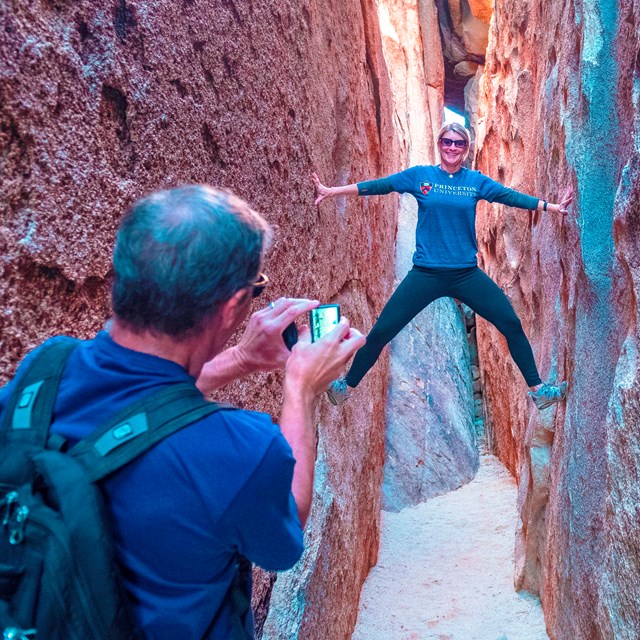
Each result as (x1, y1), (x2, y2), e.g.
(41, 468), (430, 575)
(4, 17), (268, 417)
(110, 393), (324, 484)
(528, 381), (568, 410)
(326, 377), (350, 406)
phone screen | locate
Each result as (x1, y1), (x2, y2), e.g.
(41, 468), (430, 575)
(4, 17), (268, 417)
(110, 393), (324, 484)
(310, 304), (340, 342)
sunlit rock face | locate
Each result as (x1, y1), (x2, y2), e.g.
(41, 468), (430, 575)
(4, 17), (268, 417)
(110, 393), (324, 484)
(475, 0), (640, 636)
(434, 0), (492, 110)
(1, 2), (401, 638)
(372, 0), (477, 512)
(378, 0), (444, 160)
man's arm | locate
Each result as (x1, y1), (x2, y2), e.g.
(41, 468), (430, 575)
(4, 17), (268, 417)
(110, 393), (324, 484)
(196, 298), (319, 394)
(277, 320), (365, 527)
(196, 346), (254, 394)
(278, 379), (317, 528)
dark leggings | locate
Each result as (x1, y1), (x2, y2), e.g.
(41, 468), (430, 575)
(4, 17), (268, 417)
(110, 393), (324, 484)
(345, 266), (542, 388)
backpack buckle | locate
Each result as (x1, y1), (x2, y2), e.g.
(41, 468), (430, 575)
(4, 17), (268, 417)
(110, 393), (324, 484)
(3, 628), (37, 640)
(8, 506), (29, 545)
(1, 492), (18, 527)
(1, 494), (29, 546)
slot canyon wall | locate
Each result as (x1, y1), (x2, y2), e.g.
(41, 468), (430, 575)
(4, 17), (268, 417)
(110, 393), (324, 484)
(475, 0), (640, 637)
(1, 1), (406, 638)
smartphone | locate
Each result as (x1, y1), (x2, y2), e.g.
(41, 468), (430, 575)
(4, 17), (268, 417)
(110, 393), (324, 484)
(309, 304), (341, 343)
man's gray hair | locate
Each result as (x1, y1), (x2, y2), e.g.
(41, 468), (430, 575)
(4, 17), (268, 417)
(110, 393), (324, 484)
(112, 185), (272, 338)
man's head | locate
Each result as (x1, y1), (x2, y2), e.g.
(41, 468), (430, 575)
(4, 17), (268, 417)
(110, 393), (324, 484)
(112, 185), (272, 339)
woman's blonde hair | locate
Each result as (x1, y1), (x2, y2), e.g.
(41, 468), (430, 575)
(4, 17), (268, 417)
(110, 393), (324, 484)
(436, 122), (471, 160)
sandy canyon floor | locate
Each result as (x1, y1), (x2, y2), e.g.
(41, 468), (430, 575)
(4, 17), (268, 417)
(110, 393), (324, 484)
(353, 454), (549, 640)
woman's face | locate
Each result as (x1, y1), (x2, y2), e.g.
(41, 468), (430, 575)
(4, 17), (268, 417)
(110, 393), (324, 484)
(438, 130), (468, 166)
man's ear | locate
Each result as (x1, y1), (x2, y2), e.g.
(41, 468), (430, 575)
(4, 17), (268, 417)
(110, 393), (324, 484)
(219, 288), (251, 331)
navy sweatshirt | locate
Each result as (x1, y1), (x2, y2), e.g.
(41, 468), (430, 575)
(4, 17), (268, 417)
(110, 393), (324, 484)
(358, 165), (539, 268)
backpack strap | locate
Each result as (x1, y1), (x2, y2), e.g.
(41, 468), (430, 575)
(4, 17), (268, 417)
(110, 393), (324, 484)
(0, 338), (80, 448)
(230, 557), (252, 640)
(69, 382), (235, 482)
(71, 381), (248, 636)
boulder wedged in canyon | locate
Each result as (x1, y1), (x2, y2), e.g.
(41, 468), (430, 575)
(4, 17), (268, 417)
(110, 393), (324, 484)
(384, 296), (477, 510)
(0, 1), (411, 637)
(474, 0), (640, 637)
(434, 0), (492, 110)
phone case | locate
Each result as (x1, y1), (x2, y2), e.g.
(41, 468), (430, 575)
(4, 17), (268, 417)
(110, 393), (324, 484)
(282, 322), (298, 350)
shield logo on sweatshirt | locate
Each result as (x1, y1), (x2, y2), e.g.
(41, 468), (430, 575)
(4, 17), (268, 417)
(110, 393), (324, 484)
(420, 181), (432, 195)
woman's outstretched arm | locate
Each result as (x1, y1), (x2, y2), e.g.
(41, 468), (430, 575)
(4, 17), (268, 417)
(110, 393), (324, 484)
(481, 175), (574, 216)
(533, 187), (573, 214)
(312, 172), (359, 205)
(313, 171), (403, 205)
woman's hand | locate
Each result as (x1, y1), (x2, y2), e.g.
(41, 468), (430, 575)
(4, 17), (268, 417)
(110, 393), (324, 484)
(553, 187), (573, 214)
(312, 172), (333, 205)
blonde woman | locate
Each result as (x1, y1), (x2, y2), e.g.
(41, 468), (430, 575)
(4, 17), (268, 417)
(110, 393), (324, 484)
(313, 123), (573, 410)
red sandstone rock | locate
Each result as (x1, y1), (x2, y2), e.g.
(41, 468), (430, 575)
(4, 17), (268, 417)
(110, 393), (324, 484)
(418, 0), (446, 93)
(475, 0), (640, 636)
(435, 0), (491, 110)
(0, 1), (402, 637)
(454, 59), (480, 77)
(378, 0), (442, 160)
(467, 0), (493, 24)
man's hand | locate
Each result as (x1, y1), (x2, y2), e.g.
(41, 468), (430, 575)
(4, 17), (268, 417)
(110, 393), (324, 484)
(283, 318), (366, 399)
(234, 298), (320, 374)
(196, 298), (320, 394)
(279, 317), (365, 527)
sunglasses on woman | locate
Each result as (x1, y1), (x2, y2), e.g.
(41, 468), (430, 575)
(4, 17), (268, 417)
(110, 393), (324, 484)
(440, 137), (468, 149)
(251, 272), (269, 298)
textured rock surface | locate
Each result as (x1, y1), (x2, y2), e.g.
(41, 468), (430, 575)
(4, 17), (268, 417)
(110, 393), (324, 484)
(467, 0), (493, 24)
(378, 0), (443, 161)
(475, 0), (640, 637)
(0, 1), (402, 638)
(418, 0), (446, 129)
(464, 65), (484, 142)
(514, 410), (554, 595)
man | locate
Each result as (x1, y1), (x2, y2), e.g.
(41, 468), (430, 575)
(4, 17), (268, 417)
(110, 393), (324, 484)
(0, 185), (365, 638)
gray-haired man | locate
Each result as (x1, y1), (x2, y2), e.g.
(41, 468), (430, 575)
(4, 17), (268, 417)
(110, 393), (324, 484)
(0, 185), (364, 639)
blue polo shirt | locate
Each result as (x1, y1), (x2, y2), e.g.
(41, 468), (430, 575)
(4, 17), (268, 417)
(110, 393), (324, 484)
(358, 165), (539, 268)
(0, 331), (304, 639)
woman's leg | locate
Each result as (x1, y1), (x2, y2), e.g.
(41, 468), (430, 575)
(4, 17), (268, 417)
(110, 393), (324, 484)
(345, 268), (445, 387)
(451, 268), (543, 387)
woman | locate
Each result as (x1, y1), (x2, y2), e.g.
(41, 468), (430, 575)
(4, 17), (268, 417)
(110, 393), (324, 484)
(313, 122), (572, 410)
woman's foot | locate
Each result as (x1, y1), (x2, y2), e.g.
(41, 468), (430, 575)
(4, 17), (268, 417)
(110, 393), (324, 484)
(528, 381), (568, 410)
(326, 377), (351, 406)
